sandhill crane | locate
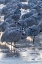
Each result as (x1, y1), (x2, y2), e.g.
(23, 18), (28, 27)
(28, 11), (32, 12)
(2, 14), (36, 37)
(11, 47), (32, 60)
(1, 27), (22, 52)
(26, 25), (40, 44)
(1, 26), (27, 52)
(21, 9), (37, 20)
(17, 19), (27, 30)
(21, 11), (33, 20)
(31, 12), (42, 21)
(38, 22), (42, 32)
(28, 0), (38, 4)
(0, 21), (9, 46)
(12, 9), (21, 21)
(27, 3), (36, 9)
(17, 17), (39, 30)
(0, 22), (9, 32)
(4, 16), (15, 24)
(1, 1), (21, 15)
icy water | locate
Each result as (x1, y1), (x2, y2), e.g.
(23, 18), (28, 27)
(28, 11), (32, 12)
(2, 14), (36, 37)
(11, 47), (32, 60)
(0, 2), (42, 64)
(0, 48), (42, 64)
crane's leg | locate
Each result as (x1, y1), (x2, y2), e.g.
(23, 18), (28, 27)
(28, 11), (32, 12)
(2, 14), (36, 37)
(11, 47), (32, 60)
(14, 42), (16, 53)
(0, 32), (1, 45)
(5, 42), (6, 48)
(11, 42), (12, 53)
(33, 36), (35, 45)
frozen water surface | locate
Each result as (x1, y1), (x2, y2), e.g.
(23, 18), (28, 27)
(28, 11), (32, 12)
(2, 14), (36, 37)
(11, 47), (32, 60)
(0, 47), (42, 64)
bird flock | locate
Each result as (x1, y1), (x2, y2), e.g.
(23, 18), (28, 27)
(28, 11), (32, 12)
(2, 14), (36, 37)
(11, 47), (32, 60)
(0, 0), (42, 52)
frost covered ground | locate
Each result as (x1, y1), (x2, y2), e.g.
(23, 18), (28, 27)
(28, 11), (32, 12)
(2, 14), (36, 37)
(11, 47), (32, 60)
(0, 3), (42, 64)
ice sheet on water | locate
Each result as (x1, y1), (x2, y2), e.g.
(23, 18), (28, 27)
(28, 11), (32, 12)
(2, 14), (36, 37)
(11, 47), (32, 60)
(0, 47), (42, 64)
(0, 57), (42, 64)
